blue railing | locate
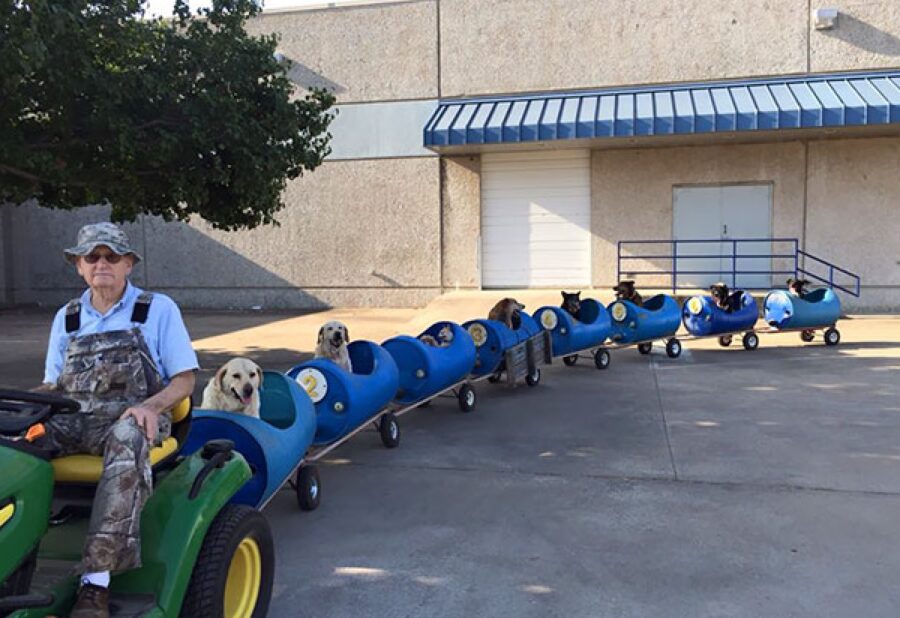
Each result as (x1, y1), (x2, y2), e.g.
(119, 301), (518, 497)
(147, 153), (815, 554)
(617, 238), (860, 297)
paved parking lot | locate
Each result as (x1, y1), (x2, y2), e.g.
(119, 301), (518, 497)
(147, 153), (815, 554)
(2, 309), (899, 617)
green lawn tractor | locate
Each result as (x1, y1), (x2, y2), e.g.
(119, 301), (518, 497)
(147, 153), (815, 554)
(0, 390), (274, 618)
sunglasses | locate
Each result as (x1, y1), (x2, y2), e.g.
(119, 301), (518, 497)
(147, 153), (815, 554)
(83, 252), (124, 264)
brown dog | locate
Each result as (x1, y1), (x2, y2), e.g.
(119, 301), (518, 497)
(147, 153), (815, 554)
(488, 298), (525, 330)
(315, 320), (353, 372)
(612, 280), (643, 306)
(709, 282), (731, 310)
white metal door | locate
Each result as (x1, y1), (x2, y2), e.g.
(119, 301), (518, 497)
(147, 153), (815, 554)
(673, 184), (772, 289)
(481, 150), (591, 288)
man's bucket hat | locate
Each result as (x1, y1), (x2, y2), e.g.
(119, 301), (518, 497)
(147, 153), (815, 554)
(64, 222), (142, 264)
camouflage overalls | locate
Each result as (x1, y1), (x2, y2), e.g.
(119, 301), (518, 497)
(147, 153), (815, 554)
(40, 294), (171, 573)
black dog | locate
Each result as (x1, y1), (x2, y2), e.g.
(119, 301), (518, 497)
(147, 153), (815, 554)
(612, 280), (643, 306)
(709, 282), (740, 313)
(560, 291), (582, 318)
(787, 278), (809, 297)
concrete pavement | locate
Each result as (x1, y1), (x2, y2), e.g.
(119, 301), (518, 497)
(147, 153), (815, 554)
(1, 296), (899, 617)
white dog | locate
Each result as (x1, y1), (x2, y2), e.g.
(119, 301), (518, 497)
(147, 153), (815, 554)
(315, 321), (353, 373)
(200, 357), (263, 418)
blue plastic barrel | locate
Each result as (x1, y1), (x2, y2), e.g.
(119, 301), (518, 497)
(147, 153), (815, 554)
(533, 299), (612, 357)
(182, 371), (317, 508)
(382, 321), (476, 405)
(608, 294), (681, 343)
(462, 318), (518, 377)
(286, 340), (400, 446)
(682, 291), (759, 336)
(763, 288), (841, 329)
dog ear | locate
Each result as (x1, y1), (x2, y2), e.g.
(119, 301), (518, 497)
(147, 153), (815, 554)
(561, 291), (566, 298)
(575, 291), (581, 299)
(343, 325), (350, 343)
(317, 326), (324, 346)
(216, 365), (228, 391)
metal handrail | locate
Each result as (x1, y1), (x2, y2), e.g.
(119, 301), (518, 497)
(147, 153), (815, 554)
(617, 238), (860, 297)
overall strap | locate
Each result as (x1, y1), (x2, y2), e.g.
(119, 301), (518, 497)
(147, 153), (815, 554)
(64, 299), (82, 334)
(130, 292), (154, 324)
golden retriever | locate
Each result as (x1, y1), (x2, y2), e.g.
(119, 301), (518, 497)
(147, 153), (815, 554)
(200, 357), (263, 418)
(315, 320), (353, 372)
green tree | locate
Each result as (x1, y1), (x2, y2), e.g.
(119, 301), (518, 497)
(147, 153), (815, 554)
(0, 0), (335, 230)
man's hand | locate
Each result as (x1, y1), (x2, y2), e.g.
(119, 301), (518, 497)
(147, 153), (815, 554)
(121, 405), (159, 440)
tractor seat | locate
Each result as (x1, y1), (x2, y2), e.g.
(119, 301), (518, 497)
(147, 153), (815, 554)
(51, 398), (192, 484)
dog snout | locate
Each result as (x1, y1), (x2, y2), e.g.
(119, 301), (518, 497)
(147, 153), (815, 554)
(242, 383), (254, 398)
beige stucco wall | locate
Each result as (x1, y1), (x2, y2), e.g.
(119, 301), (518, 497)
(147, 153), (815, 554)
(7, 158), (442, 309)
(810, 1), (900, 73)
(248, 0), (437, 103)
(591, 143), (806, 289)
(806, 137), (900, 311)
(441, 156), (481, 289)
(440, 0), (809, 97)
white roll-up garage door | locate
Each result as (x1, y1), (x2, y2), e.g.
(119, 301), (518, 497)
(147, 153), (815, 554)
(481, 150), (591, 288)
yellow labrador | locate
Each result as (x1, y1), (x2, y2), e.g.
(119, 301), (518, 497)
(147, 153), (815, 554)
(315, 321), (353, 372)
(200, 357), (263, 418)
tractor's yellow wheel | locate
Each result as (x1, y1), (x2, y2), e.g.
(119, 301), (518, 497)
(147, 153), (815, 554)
(180, 504), (273, 618)
(224, 537), (263, 618)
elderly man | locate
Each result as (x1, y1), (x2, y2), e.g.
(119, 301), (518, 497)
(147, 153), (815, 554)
(37, 222), (198, 618)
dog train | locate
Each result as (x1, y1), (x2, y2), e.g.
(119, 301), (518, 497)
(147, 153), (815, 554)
(188, 277), (844, 512)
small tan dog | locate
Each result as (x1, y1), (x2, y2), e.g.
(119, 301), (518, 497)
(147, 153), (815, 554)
(419, 324), (454, 347)
(200, 357), (263, 418)
(488, 298), (525, 330)
(315, 321), (353, 372)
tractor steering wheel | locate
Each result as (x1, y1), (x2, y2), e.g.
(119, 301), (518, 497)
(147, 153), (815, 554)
(0, 389), (80, 437)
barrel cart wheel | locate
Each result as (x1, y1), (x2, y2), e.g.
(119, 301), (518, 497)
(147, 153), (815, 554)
(593, 349), (611, 370)
(637, 342), (653, 355)
(665, 339), (682, 359)
(458, 384), (477, 412)
(562, 355), (578, 366)
(742, 332), (759, 351)
(525, 368), (541, 387)
(295, 465), (321, 512)
(718, 335), (733, 347)
(800, 329), (815, 343)
(488, 372), (502, 383)
(824, 327), (841, 346)
(379, 412), (401, 448)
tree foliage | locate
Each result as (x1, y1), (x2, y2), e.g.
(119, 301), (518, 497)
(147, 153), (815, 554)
(0, 0), (335, 230)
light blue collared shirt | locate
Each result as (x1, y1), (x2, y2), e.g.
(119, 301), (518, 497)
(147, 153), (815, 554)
(44, 281), (199, 385)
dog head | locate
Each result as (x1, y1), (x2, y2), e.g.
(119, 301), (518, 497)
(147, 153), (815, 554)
(560, 291), (582, 316)
(437, 324), (454, 343)
(612, 280), (637, 300)
(216, 357), (263, 407)
(786, 278), (808, 295)
(709, 282), (730, 304)
(318, 320), (350, 351)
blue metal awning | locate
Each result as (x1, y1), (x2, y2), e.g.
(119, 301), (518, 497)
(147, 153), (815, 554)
(423, 71), (900, 149)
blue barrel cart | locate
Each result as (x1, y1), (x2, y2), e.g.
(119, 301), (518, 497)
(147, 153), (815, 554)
(682, 290), (762, 350)
(762, 287), (842, 345)
(287, 338), (402, 464)
(382, 321), (481, 413)
(532, 299), (613, 369)
(463, 310), (551, 386)
(183, 370), (321, 510)
(606, 294), (683, 358)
